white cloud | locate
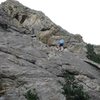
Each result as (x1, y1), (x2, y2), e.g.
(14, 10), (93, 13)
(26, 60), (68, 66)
(0, 0), (100, 45)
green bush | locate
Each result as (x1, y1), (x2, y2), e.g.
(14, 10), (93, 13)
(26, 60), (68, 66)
(24, 89), (39, 100)
(60, 71), (90, 100)
(86, 44), (100, 64)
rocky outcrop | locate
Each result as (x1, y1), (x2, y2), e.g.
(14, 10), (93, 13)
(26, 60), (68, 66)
(0, 0), (55, 34)
(0, 0), (100, 100)
(0, 0), (86, 54)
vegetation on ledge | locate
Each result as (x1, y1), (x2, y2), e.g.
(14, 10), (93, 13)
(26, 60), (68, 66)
(60, 71), (90, 100)
(86, 44), (100, 64)
(24, 89), (39, 100)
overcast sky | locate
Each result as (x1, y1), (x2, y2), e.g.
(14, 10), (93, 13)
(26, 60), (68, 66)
(0, 0), (100, 45)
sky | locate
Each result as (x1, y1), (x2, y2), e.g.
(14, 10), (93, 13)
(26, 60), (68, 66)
(0, 0), (100, 45)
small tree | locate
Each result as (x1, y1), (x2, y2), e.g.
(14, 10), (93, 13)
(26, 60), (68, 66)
(86, 44), (100, 64)
(24, 89), (39, 100)
(60, 71), (90, 100)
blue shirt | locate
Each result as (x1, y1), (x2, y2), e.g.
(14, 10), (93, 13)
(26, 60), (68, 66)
(59, 39), (64, 44)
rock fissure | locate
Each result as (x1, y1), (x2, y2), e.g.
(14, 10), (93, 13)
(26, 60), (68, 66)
(0, 46), (36, 65)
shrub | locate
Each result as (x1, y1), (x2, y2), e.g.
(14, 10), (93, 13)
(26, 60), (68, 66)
(60, 71), (90, 100)
(0, 81), (5, 97)
(24, 89), (39, 100)
(86, 44), (100, 64)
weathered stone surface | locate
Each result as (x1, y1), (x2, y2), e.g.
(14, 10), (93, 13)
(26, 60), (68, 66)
(0, 0), (86, 52)
(0, 0), (100, 100)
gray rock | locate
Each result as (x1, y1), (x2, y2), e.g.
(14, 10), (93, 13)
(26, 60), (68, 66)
(0, 0), (85, 53)
(0, 0), (99, 100)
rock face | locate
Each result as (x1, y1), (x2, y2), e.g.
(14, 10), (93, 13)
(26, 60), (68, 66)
(0, 0), (86, 54)
(0, 0), (100, 100)
(0, 0), (52, 33)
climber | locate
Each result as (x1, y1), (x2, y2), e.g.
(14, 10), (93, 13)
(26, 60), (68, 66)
(57, 39), (65, 51)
